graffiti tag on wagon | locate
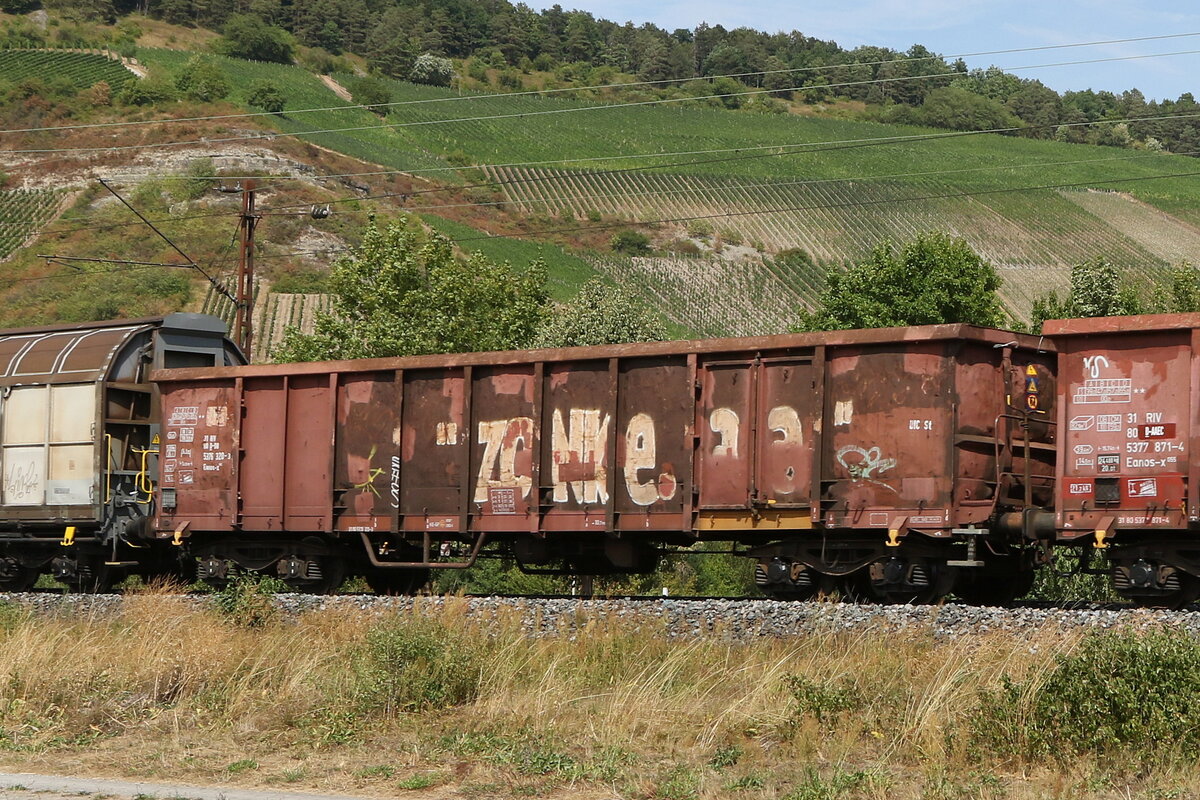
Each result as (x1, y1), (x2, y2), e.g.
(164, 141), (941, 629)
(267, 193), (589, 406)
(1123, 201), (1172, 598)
(452, 404), (806, 508)
(835, 445), (897, 481)
(3, 460), (40, 502)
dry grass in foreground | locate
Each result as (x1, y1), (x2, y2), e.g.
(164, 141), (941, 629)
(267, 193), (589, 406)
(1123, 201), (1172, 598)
(0, 585), (1195, 800)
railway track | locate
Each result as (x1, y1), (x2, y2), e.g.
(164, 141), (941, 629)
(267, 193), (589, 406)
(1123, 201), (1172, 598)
(3, 592), (1199, 639)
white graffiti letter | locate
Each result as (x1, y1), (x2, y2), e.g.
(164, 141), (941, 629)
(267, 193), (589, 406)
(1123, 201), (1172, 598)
(833, 399), (853, 427)
(709, 407), (740, 457)
(551, 408), (610, 504)
(474, 418), (534, 503)
(435, 421), (458, 446)
(767, 405), (803, 492)
(768, 405), (802, 447)
(625, 412), (659, 506)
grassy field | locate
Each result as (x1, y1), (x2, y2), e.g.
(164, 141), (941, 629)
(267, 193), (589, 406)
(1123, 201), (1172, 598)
(0, 590), (1197, 799)
(136, 49), (451, 175)
(420, 213), (600, 301)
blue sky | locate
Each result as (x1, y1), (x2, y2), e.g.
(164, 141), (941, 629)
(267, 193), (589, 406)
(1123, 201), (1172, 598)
(568, 0), (1200, 101)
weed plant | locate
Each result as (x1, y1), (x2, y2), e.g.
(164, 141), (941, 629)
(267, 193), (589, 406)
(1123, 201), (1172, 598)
(0, 590), (1194, 797)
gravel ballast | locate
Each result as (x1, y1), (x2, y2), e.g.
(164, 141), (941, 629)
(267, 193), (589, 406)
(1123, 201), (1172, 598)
(0, 593), (1197, 639)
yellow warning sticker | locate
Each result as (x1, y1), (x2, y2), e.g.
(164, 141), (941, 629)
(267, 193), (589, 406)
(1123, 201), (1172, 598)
(152, 433), (161, 445)
(1025, 364), (1038, 376)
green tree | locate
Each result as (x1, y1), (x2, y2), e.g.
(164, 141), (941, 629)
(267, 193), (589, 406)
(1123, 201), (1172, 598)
(175, 55), (231, 103)
(916, 86), (1020, 131)
(273, 217), (548, 362)
(366, 9), (419, 78)
(534, 279), (667, 348)
(1030, 258), (1142, 331)
(349, 76), (392, 114)
(796, 232), (1006, 331)
(408, 53), (454, 87)
(610, 229), (651, 255)
(246, 80), (285, 113)
(117, 72), (178, 106)
(1150, 262), (1200, 313)
(215, 14), (295, 64)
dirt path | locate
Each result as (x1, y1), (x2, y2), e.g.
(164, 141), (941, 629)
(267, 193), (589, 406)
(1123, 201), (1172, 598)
(0, 772), (424, 800)
(320, 75), (353, 102)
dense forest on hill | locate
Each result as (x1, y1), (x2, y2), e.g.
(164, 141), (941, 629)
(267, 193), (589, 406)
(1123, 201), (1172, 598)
(4, 0), (1199, 156)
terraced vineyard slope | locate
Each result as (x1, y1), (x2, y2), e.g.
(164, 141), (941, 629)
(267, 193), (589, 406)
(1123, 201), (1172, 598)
(0, 49), (135, 90)
(0, 189), (64, 262)
(488, 167), (1184, 321)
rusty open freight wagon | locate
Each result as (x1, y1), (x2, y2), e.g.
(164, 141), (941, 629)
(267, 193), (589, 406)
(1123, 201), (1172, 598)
(153, 324), (1056, 600)
(1045, 312), (1200, 607)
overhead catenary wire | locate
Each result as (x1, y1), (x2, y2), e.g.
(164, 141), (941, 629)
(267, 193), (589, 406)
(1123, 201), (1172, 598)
(4, 30), (1198, 138)
(6, 48), (1200, 155)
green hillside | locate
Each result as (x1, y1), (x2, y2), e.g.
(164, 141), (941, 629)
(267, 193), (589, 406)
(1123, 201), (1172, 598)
(137, 49), (452, 175)
(8, 38), (1200, 342)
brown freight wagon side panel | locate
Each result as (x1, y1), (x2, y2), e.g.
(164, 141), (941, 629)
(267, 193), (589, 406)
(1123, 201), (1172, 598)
(697, 359), (754, 509)
(754, 356), (817, 507)
(615, 356), (691, 531)
(239, 376), (334, 532)
(540, 360), (612, 532)
(282, 374), (335, 531)
(1048, 322), (1194, 533)
(469, 365), (538, 530)
(239, 378), (285, 530)
(401, 368), (466, 532)
(821, 342), (954, 530)
(334, 372), (401, 533)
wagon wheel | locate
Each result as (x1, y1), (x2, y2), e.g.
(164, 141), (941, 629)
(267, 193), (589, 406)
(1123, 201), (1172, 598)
(0, 558), (38, 592)
(1125, 571), (1200, 611)
(280, 537), (346, 595)
(365, 569), (430, 596)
